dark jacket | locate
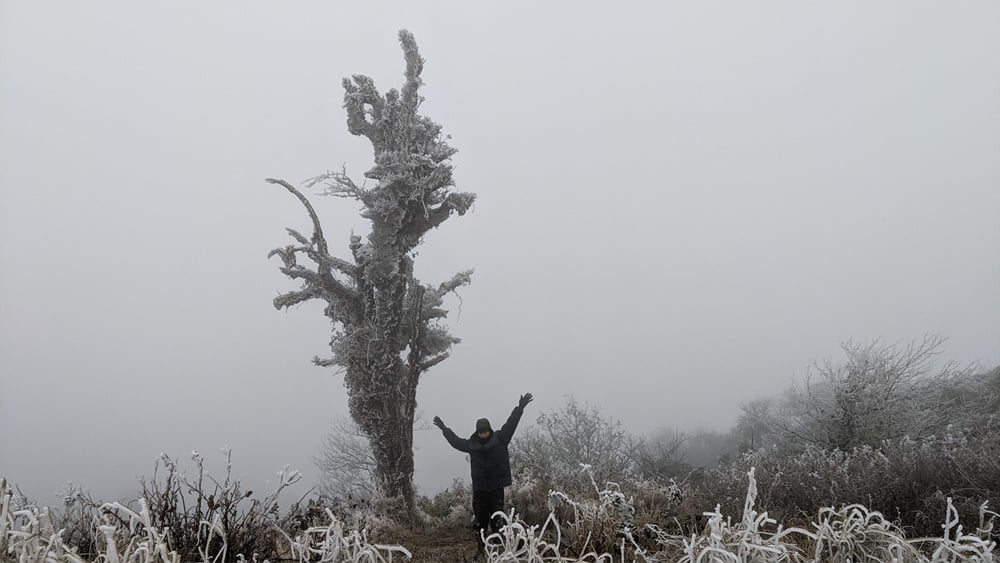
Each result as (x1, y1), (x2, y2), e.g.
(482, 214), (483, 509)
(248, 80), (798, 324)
(441, 405), (524, 491)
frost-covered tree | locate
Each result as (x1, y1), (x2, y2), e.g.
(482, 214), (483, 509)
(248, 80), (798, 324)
(512, 398), (643, 486)
(264, 30), (474, 523)
(745, 335), (971, 450)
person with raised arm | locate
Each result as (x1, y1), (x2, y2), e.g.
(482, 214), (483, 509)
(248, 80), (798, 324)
(433, 393), (534, 559)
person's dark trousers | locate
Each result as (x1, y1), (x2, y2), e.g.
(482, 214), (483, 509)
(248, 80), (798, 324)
(472, 488), (505, 549)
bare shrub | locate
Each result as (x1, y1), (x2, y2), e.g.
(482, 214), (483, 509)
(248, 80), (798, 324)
(636, 428), (690, 482)
(316, 416), (377, 502)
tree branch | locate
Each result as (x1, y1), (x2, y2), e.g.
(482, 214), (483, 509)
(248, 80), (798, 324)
(265, 178), (330, 257)
(398, 29), (424, 108)
(435, 269), (473, 296)
(305, 168), (371, 204)
(279, 265), (323, 284)
(342, 75), (384, 143)
(419, 353), (449, 372)
(266, 178), (363, 313)
(420, 192), (476, 233)
(274, 287), (322, 310)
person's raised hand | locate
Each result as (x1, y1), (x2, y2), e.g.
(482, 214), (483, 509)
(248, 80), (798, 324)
(518, 393), (534, 409)
(433, 416), (445, 429)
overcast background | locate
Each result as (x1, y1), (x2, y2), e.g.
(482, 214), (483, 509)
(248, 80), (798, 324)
(2, 2), (998, 503)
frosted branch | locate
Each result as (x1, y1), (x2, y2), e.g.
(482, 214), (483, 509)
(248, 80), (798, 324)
(265, 178), (330, 256)
(273, 287), (322, 310)
(398, 29), (424, 107)
(435, 269), (474, 296)
(419, 352), (449, 372)
(305, 168), (371, 203)
(422, 191), (476, 232)
(342, 74), (384, 142)
(285, 228), (309, 245)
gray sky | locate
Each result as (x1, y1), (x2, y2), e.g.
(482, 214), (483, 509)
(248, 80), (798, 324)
(2, 2), (998, 502)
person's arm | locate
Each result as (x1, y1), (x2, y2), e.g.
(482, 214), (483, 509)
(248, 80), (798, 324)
(434, 416), (471, 453)
(498, 393), (533, 445)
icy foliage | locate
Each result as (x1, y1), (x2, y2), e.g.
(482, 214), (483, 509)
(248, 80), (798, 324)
(744, 336), (977, 451)
(97, 499), (186, 563)
(2, 477), (409, 563)
(5, 466), (998, 562)
(475, 467), (998, 562)
(288, 509), (411, 563)
(415, 478), (472, 528)
(2, 478), (87, 562)
(132, 448), (304, 561)
(512, 399), (644, 487)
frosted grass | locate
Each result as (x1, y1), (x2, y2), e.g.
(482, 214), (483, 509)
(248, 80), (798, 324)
(3, 468), (997, 562)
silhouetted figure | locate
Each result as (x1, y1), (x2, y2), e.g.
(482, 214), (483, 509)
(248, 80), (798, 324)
(434, 393), (533, 560)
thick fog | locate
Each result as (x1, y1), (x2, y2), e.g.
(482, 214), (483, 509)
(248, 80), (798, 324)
(1, 2), (998, 503)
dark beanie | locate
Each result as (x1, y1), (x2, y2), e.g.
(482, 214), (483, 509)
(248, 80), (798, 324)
(476, 418), (492, 433)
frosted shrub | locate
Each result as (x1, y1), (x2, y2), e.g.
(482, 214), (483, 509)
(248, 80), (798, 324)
(289, 508), (411, 562)
(508, 468), (684, 551)
(97, 499), (184, 563)
(923, 498), (997, 562)
(1, 449), (324, 562)
(136, 448), (305, 560)
(658, 468), (813, 563)
(5, 457), (998, 562)
(693, 431), (1000, 539)
(475, 466), (999, 563)
(806, 497), (997, 562)
(481, 510), (607, 562)
(3, 476), (411, 563)
(511, 399), (643, 492)
(2, 478), (87, 563)
(462, 466), (659, 562)
(416, 478), (472, 528)
(542, 465), (646, 557)
(669, 469), (998, 563)
(809, 503), (919, 562)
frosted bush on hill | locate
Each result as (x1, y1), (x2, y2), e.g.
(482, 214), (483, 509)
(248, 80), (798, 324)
(477, 467), (998, 563)
(512, 399), (644, 489)
(744, 336), (975, 452)
(416, 478), (472, 528)
(692, 429), (1000, 539)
